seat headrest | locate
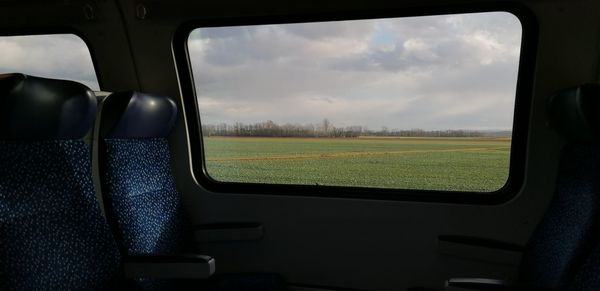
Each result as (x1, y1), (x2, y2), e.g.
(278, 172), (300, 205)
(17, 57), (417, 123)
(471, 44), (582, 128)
(100, 91), (177, 139)
(0, 73), (97, 140)
(548, 84), (600, 142)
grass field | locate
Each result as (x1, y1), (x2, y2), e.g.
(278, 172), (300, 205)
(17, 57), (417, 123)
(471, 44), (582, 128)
(202, 136), (511, 192)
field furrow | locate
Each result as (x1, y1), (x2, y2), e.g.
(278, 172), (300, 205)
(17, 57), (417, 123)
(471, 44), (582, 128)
(206, 146), (509, 162)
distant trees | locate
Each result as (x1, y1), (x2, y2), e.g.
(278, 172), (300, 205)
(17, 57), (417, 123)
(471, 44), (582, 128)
(368, 128), (487, 138)
(201, 120), (503, 138)
(203, 120), (362, 138)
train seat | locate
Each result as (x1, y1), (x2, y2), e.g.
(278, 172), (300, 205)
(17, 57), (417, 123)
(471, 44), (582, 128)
(98, 91), (285, 290)
(447, 84), (600, 290)
(0, 73), (122, 290)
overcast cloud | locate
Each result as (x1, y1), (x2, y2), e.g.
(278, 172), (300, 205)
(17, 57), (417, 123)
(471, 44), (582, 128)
(189, 12), (522, 130)
(0, 34), (99, 90)
(0, 12), (520, 130)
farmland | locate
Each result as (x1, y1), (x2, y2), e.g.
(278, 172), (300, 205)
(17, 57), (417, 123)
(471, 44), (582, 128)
(202, 136), (511, 192)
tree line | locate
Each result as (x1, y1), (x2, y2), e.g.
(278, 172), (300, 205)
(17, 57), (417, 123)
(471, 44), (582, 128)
(201, 119), (500, 138)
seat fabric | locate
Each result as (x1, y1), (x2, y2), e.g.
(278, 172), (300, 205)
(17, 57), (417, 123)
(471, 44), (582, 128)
(0, 73), (122, 290)
(103, 138), (191, 256)
(518, 85), (600, 290)
(0, 140), (121, 290)
(518, 144), (600, 290)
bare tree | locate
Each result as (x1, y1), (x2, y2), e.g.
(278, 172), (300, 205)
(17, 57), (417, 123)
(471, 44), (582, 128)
(322, 118), (330, 136)
(201, 120), (497, 138)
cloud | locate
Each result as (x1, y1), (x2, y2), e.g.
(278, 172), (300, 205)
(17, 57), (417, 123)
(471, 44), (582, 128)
(0, 34), (99, 90)
(283, 20), (374, 40)
(189, 11), (522, 130)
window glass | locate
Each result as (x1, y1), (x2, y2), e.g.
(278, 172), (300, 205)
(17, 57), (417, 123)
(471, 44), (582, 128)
(188, 12), (522, 192)
(0, 34), (99, 90)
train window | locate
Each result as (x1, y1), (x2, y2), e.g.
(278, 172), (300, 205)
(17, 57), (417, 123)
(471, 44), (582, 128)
(186, 11), (523, 193)
(0, 34), (99, 90)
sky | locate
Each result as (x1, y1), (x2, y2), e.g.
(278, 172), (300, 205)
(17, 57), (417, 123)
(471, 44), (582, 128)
(188, 12), (522, 131)
(0, 12), (521, 131)
(0, 34), (99, 90)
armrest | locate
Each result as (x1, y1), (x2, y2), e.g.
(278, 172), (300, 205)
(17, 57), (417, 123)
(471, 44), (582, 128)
(445, 278), (551, 291)
(123, 254), (215, 279)
(446, 278), (510, 290)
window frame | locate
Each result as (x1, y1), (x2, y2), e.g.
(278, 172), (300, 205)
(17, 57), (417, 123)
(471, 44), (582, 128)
(173, 2), (538, 204)
(0, 28), (102, 90)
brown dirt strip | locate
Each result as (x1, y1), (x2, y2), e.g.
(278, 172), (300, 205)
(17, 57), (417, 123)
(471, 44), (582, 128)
(206, 147), (509, 162)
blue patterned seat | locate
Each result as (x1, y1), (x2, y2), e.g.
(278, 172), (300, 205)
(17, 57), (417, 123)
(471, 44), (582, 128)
(519, 84), (600, 290)
(518, 144), (600, 289)
(551, 85), (600, 291)
(99, 91), (284, 290)
(0, 74), (122, 290)
(99, 91), (191, 258)
(103, 138), (192, 256)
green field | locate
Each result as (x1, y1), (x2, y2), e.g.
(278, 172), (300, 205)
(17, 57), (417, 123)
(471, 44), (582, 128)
(202, 136), (511, 192)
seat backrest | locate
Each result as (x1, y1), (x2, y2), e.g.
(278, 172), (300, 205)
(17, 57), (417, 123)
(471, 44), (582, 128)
(518, 84), (600, 290)
(98, 91), (191, 256)
(0, 73), (121, 290)
(556, 85), (600, 291)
